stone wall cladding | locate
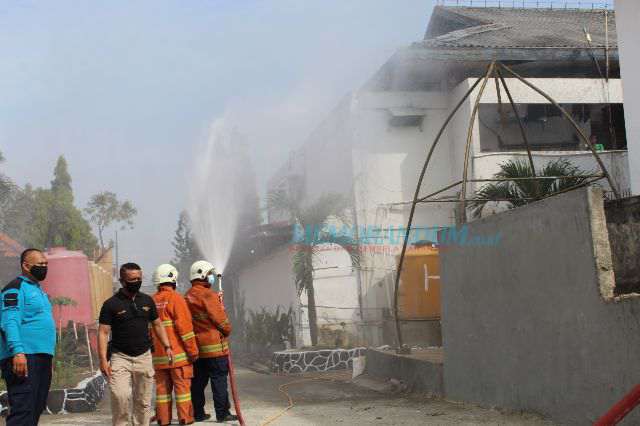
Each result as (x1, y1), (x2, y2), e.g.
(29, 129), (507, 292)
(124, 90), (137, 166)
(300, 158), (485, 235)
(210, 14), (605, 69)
(0, 372), (107, 416)
(272, 347), (365, 374)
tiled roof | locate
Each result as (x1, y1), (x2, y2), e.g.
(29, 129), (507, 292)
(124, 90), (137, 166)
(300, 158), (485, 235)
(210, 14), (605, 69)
(420, 6), (617, 49)
(0, 234), (24, 258)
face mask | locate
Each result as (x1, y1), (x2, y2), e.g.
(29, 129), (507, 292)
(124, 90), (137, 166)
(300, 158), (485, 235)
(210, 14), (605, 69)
(124, 280), (142, 294)
(207, 274), (217, 287)
(30, 265), (48, 281)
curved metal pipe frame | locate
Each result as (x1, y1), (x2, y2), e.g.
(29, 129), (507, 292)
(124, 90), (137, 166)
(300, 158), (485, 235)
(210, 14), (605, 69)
(391, 60), (621, 352)
(390, 66), (490, 353)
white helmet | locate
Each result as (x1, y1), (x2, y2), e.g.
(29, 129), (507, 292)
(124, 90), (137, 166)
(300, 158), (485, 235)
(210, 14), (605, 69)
(153, 263), (179, 286)
(190, 260), (215, 282)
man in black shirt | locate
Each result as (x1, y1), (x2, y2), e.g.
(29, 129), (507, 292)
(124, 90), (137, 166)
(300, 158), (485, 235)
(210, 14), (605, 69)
(98, 262), (173, 426)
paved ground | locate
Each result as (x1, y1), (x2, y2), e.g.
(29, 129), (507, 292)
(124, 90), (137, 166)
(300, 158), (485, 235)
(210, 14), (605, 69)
(40, 367), (554, 425)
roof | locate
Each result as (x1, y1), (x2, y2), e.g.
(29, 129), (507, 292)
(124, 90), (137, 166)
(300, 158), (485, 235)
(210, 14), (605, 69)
(0, 234), (24, 258)
(421, 6), (617, 49)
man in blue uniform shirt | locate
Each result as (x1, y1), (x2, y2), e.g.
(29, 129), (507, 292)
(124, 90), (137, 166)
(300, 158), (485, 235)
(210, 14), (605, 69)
(0, 248), (56, 425)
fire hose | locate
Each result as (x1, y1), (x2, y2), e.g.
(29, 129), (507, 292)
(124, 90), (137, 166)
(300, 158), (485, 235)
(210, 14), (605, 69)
(218, 274), (246, 426)
(594, 384), (640, 425)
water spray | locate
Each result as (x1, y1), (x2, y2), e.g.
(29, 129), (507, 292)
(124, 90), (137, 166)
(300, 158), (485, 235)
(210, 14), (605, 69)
(217, 272), (246, 426)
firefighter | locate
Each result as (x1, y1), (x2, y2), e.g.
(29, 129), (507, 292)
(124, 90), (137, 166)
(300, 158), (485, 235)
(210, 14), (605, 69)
(186, 260), (238, 423)
(151, 264), (199, 426)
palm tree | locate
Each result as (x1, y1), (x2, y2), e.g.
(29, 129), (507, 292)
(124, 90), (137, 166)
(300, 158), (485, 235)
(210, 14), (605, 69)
(470, 158), (591, 219)
(268, 190), (359, 346)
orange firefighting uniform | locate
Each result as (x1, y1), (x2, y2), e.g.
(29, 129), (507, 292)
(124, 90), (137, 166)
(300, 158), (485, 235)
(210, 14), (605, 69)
(185, 283), (232, 358)
(151, 285), (199, 426)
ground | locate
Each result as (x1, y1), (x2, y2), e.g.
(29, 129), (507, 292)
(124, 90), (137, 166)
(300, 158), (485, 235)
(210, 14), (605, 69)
(40, 367), (554, 426)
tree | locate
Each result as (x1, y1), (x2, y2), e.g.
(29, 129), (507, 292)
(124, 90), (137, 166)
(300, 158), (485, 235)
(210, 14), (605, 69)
(32, 156), (98, 255)
(0, 151), (17, 232)
(0, 150), (13, 204)
(171, 211), (202, 287)
(0, 156), (97, 255)
(469, 158), (591, 219)
(268, 190), (359, 346)
(84, 191), (137, 250)
(51, 156), (72, 194)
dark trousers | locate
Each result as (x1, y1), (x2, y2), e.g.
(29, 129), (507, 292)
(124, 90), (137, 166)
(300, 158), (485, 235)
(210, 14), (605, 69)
(1, 353), (53, 426)
(191, 356), (230, 420)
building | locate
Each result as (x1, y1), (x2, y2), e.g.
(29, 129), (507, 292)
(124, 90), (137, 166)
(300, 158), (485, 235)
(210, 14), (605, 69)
(242, 4), (630, 347)
(615, 0), (640, 193)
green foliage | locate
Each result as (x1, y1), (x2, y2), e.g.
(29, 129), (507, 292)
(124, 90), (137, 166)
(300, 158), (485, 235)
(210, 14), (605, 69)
(31, 158), (98, 255)
(0, 151), (17, 232)
(51, 296), (78, 307)
(84, 191), (137, 249)
(51, 156), (72, 194)
(245, 306), (295, 352)
(470, 158), (591, 219)
(0, 156), (98, 256)
(171, 211), (202, 284)
(52, 322), (96, 389)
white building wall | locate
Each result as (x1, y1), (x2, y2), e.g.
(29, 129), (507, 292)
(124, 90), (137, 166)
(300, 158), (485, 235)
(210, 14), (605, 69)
(256, 72), (632, 347)
(237, 246), (300, 334)
(616, 0), (640, 194)
(349, 90), (455, 345)
(298, 243), (360, 347)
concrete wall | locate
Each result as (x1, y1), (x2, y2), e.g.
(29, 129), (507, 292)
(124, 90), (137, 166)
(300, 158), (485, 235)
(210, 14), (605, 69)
(616, 0), (640, 193)
(440, 187), (640, 425)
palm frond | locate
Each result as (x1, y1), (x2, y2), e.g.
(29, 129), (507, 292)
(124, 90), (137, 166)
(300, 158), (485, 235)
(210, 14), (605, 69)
(468, 183), (515, 219)
(471, 158), (591, 218)
(300, 193), (349, 229)
(266, 188), (300, 222)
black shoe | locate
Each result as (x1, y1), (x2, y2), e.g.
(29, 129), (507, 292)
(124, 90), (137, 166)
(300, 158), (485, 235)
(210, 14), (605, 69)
(194, 413), (211, 422)
(217, 414), (239, 423)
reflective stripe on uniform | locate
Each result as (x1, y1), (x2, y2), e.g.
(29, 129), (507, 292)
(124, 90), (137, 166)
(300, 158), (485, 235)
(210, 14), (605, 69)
(220, 319), (229, 326)
(180, 331), (195, 341)
(156, 393), (172, 403)
(198, 342), (229, 354)
(175, 392), (192, 403)
(161, 319), (173, 327)
(153, 352), (188, 365)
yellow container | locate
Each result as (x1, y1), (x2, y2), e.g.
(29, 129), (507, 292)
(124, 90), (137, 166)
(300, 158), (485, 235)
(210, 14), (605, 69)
(398, 245), (441, 320)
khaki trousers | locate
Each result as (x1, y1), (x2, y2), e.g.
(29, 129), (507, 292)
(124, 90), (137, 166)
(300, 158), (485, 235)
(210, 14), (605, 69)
(109, 350), (155, 426)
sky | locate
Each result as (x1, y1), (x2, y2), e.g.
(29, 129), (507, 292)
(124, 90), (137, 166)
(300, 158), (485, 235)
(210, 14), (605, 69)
(0, 0), (433, 278)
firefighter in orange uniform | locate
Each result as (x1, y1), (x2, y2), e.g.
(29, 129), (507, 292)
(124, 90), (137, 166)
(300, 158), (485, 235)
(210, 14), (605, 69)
(186, 260), (238, 423)
(151, 264), (199, 426)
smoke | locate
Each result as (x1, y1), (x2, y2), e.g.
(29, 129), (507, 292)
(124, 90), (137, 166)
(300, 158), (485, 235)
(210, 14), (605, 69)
(188, 119), (245, 273)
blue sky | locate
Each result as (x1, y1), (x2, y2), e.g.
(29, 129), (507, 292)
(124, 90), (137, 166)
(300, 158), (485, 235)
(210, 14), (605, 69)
(0, 0), (433, 277)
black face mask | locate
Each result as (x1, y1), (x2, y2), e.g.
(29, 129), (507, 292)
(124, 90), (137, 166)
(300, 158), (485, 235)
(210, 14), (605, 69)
(124, 280), (142, 294)
(30, 265), (48, 281)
